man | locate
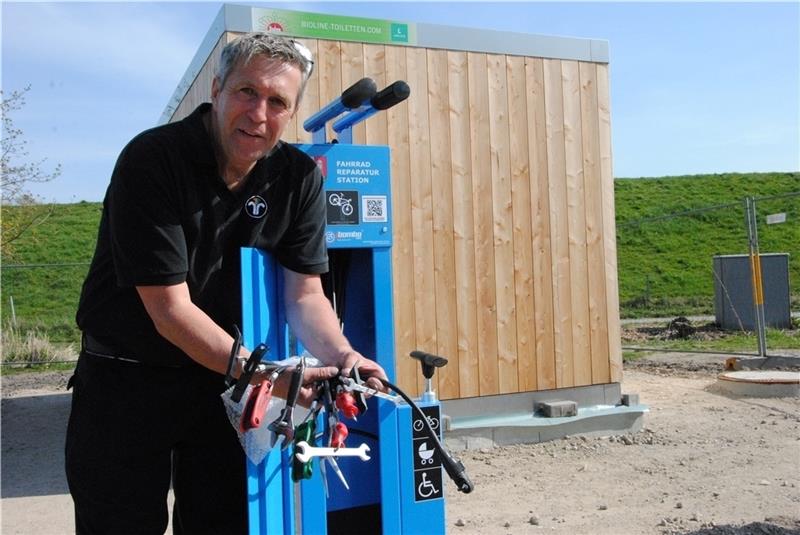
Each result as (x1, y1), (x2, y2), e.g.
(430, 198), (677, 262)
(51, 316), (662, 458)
(66, 32), (387, 534)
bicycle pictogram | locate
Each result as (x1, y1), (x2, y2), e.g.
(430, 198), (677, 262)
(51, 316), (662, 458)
(413, 415), (439, 433)
(329, 192), (354, 216)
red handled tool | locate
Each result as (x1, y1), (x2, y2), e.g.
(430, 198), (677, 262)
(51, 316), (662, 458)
(335, 391), (359, 419)
(240, 378), (274, 432)
(330, 421), (349, 449)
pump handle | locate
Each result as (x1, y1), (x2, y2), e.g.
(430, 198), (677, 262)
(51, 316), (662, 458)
(409, 350), (448, 380)
(371, 81), (410, 110)
(341, 78), (378, 109)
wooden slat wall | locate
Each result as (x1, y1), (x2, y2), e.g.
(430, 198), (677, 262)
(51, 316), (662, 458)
(170, 37), (621, 400)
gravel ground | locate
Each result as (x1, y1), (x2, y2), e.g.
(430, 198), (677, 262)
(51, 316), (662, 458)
(2, 353), (799, 535)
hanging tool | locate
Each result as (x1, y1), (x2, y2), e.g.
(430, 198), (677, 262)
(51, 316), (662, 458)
(294, 442), (371, 463)
(340, 376), (401, 404)
(230, 343), (271, 404)
(240, 376), (274, 432)
(268, 358), (305, 449)
(335, 390), (359, 420)
(292, 419), (317, 481)
(325, 457), (350, 491)
(330, 421), (349, 449)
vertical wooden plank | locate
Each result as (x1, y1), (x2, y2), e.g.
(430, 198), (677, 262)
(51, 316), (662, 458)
(468, 52), (499, 396)
(318, 40), (342, 143)
(507, 55), (537, 392)
(543, 58), (574, 389)
(340, 41), (367, 144)
(427, 49), (460, 400)
(526, 57), (556, 391)
(172, 33), (231, 121)
(448, 50), (480, 399)
(580, 62), (611, 384)
(363, 45), (388, 146)
(406, 47), (436, 395)
(597, 63), (623, 383)
(562, 60), (592, 387)
(294, 38), (320, 144)
(487, 54), (518, 394)
(385, 45), (417, 395)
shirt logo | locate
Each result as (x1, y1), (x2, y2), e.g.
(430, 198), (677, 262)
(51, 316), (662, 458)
(245, 195), (268, 219)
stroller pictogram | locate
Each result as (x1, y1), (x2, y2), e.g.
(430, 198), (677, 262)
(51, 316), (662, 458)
(417, 442), (435, 465)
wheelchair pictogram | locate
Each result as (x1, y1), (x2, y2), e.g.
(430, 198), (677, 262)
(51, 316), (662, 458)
(417, 472), (439, 499)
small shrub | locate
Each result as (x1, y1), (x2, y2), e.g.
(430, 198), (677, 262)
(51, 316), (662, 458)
(1, 323), (75, 366)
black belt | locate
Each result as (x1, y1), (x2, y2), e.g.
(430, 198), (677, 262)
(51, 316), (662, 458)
(82, 333), (143, 364)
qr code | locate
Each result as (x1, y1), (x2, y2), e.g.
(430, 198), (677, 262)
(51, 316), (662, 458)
(362, 195), (388, 222)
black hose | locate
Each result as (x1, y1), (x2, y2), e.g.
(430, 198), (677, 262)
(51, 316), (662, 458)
(378, 378), (474, 494)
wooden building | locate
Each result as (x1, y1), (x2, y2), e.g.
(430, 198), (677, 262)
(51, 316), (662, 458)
(163, 4), (622, 408)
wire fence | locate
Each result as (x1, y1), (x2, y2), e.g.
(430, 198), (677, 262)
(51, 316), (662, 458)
(2, 261), (89, 366)
(617, 191), (799, 355)
(1, 192), (798, 366)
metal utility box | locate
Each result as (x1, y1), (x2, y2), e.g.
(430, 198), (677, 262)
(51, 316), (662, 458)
(713, 253), (792, 330)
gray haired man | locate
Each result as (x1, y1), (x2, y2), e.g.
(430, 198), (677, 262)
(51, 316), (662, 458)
(67, 32), (387, 534)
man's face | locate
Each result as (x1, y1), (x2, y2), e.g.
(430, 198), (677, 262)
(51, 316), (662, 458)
(211, 55), (302, 175)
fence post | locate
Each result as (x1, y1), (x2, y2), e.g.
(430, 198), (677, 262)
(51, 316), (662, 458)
(9, 296), (17, 329)
(744, 196), (768, 357)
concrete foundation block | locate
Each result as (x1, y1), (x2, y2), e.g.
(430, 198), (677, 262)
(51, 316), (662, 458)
(537, 400), (578, 418)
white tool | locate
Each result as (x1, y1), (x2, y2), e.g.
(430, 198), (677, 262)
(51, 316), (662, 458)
(294, 441), (371, 463)
(340, 377), (401, 404)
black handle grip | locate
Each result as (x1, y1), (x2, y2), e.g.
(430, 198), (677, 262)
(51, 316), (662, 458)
(285, 364), (304, 408)
(231, 344), (268, 403)
(371, 80), (410, 110)
(341, 77), (378, 109)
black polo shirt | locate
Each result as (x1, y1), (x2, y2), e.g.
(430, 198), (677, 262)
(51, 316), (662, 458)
(76, 103), (328, 367)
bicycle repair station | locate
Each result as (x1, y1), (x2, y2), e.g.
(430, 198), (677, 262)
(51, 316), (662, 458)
(162, 4), (646, 534)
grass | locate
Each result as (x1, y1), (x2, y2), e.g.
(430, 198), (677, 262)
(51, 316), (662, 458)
(615, 172), (799, 317)
(1, 321), (78, 370)
(0, 172), (797, 366)
(1, 201), (99, 346)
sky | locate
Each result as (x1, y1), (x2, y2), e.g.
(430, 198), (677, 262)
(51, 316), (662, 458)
(2, 1), (799, 204)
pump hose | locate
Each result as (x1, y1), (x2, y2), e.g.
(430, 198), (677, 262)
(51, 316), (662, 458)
(378, 378), (474, 494)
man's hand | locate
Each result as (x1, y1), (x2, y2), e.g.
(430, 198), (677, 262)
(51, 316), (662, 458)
(339, 351), (389, 393)
(266, 364), (340, 407)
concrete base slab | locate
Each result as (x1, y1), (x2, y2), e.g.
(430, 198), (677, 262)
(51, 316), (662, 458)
(443, 404), (649, 451)
(716, 370), (800, 398)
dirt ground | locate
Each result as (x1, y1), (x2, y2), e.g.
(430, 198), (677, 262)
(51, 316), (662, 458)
(2, 353), (799, 535)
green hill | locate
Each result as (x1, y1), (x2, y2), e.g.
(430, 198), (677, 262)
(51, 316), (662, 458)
(615, 172), (799, 317)
(1, 172), (798, 347)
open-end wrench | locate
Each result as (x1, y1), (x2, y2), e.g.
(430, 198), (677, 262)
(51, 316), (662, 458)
(268, 360), (304, 449)
(340, 377), (401, 404)
(294, 441), (371, 463)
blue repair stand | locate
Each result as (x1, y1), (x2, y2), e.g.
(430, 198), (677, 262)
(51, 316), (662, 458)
(239, 83), (445, 534)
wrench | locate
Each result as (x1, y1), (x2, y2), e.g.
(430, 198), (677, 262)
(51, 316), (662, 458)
(340, 377), (400, 404)
(294, 441), (371, 463)
(268, 361), (304, 449)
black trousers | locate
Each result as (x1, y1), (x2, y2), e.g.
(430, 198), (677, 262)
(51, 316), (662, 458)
(65, 351), (247, 535)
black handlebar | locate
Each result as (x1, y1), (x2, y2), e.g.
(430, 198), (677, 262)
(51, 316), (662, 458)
(341, 78), (378, 109)
(371, 80), (410, 110)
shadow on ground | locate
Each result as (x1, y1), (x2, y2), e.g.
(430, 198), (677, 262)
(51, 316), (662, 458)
(678, 520), (800, 534)
(1, 393), (71, 498)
